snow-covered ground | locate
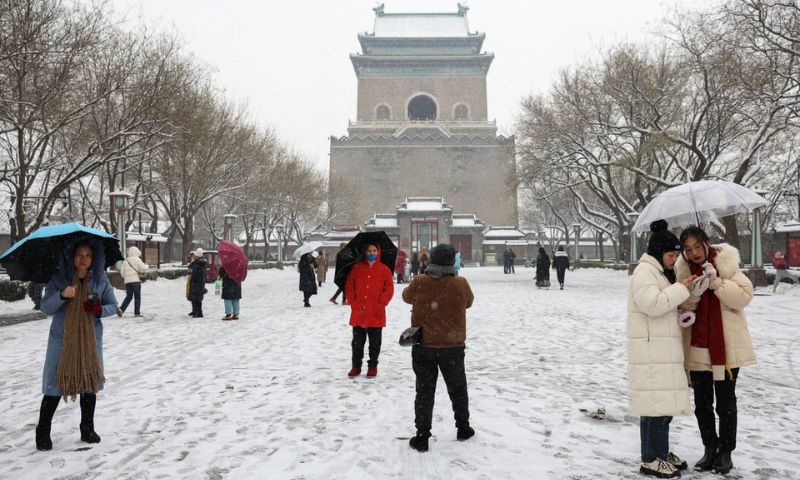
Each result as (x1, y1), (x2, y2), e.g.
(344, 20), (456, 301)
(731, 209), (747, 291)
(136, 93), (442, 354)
(0, 267), (798, 479)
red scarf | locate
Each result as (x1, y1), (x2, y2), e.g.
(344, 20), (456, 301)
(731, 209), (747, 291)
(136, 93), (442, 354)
(688, 248), (727, 372)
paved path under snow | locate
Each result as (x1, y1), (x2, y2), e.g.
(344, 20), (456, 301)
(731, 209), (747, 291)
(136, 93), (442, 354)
(0, 267), (798, 479)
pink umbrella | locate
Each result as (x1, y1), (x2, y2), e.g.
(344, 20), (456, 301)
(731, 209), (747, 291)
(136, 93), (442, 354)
(218, 240), (248, 283)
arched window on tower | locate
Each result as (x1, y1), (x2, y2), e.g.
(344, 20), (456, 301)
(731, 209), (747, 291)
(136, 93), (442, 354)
(453, 103), (470, 120)
(407, 95), (437, 121)
(375, 104), (391, 121)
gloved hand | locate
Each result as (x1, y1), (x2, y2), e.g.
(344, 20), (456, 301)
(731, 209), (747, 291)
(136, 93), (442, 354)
(703, 262), (721, 289)
(83, 298), (102, 316)
(690, 275), (709, 297)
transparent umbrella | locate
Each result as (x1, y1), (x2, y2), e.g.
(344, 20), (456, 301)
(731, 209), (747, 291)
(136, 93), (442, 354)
(292, 241), (324, 259)
(633, 180), (768, 233)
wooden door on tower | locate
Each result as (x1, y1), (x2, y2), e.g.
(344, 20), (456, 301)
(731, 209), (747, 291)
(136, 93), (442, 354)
(449, 235), (472, 261)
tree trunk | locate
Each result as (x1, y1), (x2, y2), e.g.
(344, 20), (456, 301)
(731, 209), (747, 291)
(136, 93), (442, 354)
(721, 216), (741, 252)
(182, 214), (194, 261)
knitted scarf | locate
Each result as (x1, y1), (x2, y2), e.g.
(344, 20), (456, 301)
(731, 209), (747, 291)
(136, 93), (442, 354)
(688, 248), (727, 380)
(56, 273), (104, 400)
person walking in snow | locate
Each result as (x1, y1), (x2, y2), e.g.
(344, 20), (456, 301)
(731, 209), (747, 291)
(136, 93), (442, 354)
(410, 251), (419, 278)
(504, 246), (516, 274)
(117, 246), (148, 317)
(395, 249), (407, 284)
(345, 243), (394, 378)
(217, 266), (241, 320)
(298, 252), (317, 307)
(330, 242), (349, 305)
(534, 247), (551, 288)
(187, 249), (207, 318)
(402, 243), (475, 452)
(35, 239), (119, 451)
(418, 247), (430, 274)
(27, 281), (45, 310)
(552, 246), (570, 290)
(768, 251), (798, 292)
(627, 220), (697, 478)
(315, 250), (328, 287)
(676, 226), (756, 475)
(454, 249), (462, 275)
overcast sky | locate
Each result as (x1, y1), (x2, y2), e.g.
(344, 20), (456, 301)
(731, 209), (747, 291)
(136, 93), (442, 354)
(106, 0), (694, 172)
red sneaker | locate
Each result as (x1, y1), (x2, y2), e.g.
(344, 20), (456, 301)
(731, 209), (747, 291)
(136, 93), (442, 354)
(347, 367), (361, 377)
(222, 314), (233, 321)
(232, 315), (239, 320)
(366, 366), (378, 378)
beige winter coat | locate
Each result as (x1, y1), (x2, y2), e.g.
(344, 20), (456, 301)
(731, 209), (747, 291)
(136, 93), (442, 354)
(675, 243), (756, 372)
(120, 246), (148, 284)
(315, 254), (327, 282)
(627, 253), (692, 417)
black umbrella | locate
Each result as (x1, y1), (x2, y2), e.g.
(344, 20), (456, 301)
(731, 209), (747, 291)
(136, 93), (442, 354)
(0, 223), (124, 283)
(333, 231), (397, 289)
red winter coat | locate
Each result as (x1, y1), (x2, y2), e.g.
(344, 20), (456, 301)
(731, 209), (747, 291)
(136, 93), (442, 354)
(345, 254), (394, 328)
(395, 250), (407, 273)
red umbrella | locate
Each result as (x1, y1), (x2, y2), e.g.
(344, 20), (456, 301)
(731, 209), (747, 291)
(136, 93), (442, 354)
(218, 240), (249, 283)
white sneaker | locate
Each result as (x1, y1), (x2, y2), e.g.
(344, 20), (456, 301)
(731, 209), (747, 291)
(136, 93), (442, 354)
(666, 452), (688, 471)
(640, 458), (680, 478)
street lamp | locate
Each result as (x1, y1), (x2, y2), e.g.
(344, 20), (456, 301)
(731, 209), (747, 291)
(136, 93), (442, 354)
(109, 191), (132, 255)
(627, 212), (639, 275)
(275, 224), (284, 270)
(749, 188), (769, 286)
(571, 223), (581, 261)
(223, 214), (237, 242)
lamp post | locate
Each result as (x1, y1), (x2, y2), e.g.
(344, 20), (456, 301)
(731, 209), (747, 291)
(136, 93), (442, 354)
(571, 223), (581, 262)
(627, 212), (639, 275)
(223, 213), (237, 242)
(109, 191), (132, 255)
(748, 189), (769, 286)
(275, 224), (284, 270)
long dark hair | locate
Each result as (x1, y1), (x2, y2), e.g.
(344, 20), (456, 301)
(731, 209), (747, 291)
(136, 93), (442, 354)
(679, 226), (710, 262)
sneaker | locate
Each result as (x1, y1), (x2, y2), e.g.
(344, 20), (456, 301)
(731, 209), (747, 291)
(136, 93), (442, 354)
(347, 367), (361, 377)
(116, 308), (123, 318)
(409, 434), (429, 452)
(366, 366), (378, 378)
(223, 314), (233, 321)
(640, 458), (680, 478)
(456, 426), (475, 441)
(666, 452), (688, 471)
(232, 315), (239, 320)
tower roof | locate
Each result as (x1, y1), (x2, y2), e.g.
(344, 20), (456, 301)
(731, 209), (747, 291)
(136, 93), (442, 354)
(371, 3), (472, 38)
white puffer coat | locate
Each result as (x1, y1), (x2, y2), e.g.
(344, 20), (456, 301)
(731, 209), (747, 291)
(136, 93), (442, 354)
(675, 243), (756, 371)
(627, 253), (692, 417)
(120, 246), (148, 284)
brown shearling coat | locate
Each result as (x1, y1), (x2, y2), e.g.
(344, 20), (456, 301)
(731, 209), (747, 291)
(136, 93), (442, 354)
(402, 274), (474, 348)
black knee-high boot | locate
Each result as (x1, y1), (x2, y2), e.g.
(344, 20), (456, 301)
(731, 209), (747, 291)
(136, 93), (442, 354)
(79, 393), (101, 443)
(36, 395), (60, 451)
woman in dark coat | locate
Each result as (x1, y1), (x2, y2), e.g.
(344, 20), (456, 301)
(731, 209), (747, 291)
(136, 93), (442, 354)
(218, 266), (242, 320)
(36, 238), (118, 451)
(410, 251), (419, 278)
(298, 252), (318, 307)
(535, 247), (551, 288)
(553, 246), (570, 290)
(187, 249), (207, 317)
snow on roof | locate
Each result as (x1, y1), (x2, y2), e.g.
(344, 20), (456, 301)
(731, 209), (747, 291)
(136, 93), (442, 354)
(398, 197), (451, 212)
(483, 240), (531, 246)
(450, 214), (483, 228)
(483, 227), (525, 239)
(366, 214), (399, 229)
(373, 13), (469, 38)
(775, 220), (800, 233)
(126, 233), (168, 243)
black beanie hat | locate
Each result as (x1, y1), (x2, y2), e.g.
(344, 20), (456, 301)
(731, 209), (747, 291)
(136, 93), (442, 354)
(429, 243), (456, 266)
(646, 220), (682, 259)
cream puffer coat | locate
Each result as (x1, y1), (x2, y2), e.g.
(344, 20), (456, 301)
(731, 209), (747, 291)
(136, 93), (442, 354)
(675, 243), (756, 372)
(120, 246), (148, 284)
(627, 253), (692, 417)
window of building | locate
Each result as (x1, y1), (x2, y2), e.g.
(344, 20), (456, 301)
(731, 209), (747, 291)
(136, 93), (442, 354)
(407, 95), (437, 121)
(453, 103), (470, 120)
(375, 104), (391, 121)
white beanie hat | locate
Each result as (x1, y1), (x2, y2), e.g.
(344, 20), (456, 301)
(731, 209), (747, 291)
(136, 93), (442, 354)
(193, 248), (205, 258)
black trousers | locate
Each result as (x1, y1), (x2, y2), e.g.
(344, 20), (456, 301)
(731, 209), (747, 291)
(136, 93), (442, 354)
(412, 345), (470, 435)
(556, 267), (566, 285)
(351, 327), (382, 368)
(331, 287), (346, 302)
(191, 299), (203, 316)
(37, 393), (97, 429)
(303, 291), (313, 304)
(120, 282), (142, 314)
(690, 368), (739, 452)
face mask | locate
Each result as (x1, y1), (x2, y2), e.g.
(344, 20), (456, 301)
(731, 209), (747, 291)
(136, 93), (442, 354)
(366, 254), (378, 261)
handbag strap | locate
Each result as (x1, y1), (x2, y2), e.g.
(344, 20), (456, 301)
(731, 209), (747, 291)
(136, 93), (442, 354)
(127, 259), (142, 274)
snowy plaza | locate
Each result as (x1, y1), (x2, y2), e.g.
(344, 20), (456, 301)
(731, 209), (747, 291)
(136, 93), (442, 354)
(1, 267), (798, 479)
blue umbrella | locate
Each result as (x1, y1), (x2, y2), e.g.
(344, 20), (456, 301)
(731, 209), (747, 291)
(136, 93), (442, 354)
(0, 223), (123, 283)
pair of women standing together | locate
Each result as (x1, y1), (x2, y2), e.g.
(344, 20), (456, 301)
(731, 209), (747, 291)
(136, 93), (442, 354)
(627, 220), (756, 478)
